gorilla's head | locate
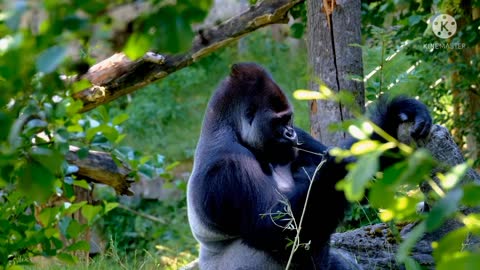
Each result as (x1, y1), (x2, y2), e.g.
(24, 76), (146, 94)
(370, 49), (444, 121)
(211, 63), (298, 164)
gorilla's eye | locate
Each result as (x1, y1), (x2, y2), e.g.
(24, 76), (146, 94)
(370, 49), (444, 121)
(280, 114), (292, 126)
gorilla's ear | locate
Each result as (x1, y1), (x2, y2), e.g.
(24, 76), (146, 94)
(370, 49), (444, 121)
(230, 63), (266, 81)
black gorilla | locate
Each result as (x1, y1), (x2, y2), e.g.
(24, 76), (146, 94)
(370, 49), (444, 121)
(187, 63), (432, 269)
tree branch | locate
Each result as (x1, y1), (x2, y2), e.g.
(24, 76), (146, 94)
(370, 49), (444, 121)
(73, 0), (304, 112)
(66, 146), (135, 195)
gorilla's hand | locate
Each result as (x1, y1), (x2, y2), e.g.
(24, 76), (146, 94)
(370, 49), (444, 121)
(371, 96), (432, 140)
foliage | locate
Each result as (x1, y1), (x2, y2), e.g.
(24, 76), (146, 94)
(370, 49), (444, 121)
(355, 4), (480, 265)
(361, 0), (480, 164)
(0, 0), (211, 267)
(97, 194), (197, 269)
(298, 86), (480, 269)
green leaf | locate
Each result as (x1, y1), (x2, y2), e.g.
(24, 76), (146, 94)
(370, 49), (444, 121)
(66, 219), (86, 238)
(114, 133), (126, 146)
(369, 182), (395, 209)
(29, 147), (63, 174)
(81, 205), (102, 224)
(23, 119), (48, 136)
(350, 140), (380, 155)
(139, 164), (155, 178)
(73, 180), (91, 190)
(71, 79), (91, 93)
(67, 124), (83, 133)
(426, 188), (463, 232)
(103, 202), (119, 214)
(86, 124), (119, 143)
(338, 151), (380, 201)
(462, 213), (480, 232)
(462, 184), (480, 206)
(38, 207), (60, 227)
(433, 227), (469, 262)
(36, 46), (67, 73)
(77, 147), (89, 159)
(57, 253), (78, 264)
(394, 150), (434, 186)
(5, 1), (28, 31)
(397, 222), (426, 263)
(404, 257), (422, 270)
(66, 240), (90, 252)
(165, 161), (180, 171)
(290, 23), (305, 39)
(437, 252), (480, 270)
(18, 162), (55, 202)
(124, 33), (151, 60)
(112, 113), (129, 125)
(65, 99), (84, 116)
(7, 265), (25, 270)
(97, 106), (109, 122)
(64, 201), (87, 215)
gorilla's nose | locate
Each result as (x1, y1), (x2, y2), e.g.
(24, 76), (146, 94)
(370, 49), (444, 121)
(283, 127), (297, 142)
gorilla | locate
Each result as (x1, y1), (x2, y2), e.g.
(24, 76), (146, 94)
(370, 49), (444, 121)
(187, 63), (431, 269)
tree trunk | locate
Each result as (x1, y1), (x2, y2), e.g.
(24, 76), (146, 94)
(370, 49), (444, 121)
(451, 2), (480, 163)
(306, 0), (365, 146)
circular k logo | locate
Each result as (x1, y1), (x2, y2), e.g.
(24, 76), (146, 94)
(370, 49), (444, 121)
(431, 14), (457, 39)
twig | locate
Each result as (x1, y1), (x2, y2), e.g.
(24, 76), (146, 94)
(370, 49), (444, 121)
(117, 204), (167, 224)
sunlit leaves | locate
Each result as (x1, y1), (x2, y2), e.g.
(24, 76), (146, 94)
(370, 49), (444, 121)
(81, 205), (102, 225)
(462, 184), (480, 207)
(437, 252), (480, 270)
(432, 213), (480, 268)
(112, 113), (129, 126)
(293, 85), (333, 100)
(425, 188), (463, 232)
(433, 227), (469, 264)
(124, 33), (152, 60)
(437, 163), (468, 190)
(348, 122), (374, 140)
(337, 151), (380, 201)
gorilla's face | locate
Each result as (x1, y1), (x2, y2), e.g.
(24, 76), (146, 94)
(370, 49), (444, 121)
(240, 105), (298, 164)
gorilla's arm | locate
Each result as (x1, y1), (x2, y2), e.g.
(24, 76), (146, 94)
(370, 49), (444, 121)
(199, 155), (310, 254)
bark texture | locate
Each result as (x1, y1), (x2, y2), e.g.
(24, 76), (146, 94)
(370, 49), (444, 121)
(66, 146), (135, 195)
(307, 0), (365, 146)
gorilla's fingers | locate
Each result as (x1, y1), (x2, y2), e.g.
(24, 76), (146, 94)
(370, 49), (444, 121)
(411, 116), (432, 139)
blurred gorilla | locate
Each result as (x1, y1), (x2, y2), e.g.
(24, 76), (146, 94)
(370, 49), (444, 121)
(187, 63), (432, 269)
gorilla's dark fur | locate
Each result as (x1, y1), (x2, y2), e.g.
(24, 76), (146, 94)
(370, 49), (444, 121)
(187, 63), (432, 269)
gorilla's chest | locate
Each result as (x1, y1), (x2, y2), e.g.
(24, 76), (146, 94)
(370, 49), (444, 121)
(271, 164), (294, 192)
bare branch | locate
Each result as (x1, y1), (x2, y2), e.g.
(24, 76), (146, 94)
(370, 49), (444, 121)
(73, 0), (304, 112)
(66, 146), (135, 195)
